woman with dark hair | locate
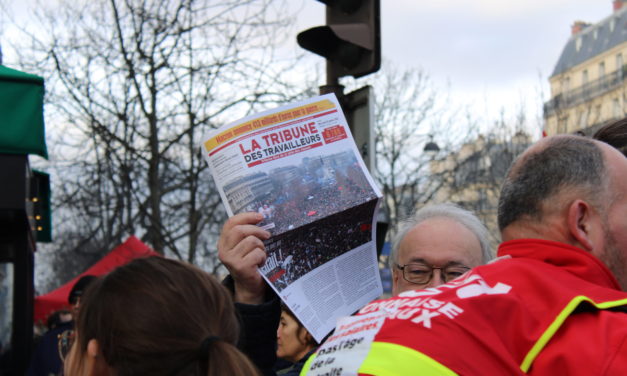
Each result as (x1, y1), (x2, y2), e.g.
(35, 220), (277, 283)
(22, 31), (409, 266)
(276, 304), (318, 376)
(63, 256), (260, 376)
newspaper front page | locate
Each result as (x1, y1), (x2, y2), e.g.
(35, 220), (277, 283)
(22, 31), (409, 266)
(202, 94), (382, 342)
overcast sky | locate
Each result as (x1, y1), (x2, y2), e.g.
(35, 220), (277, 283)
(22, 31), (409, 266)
(3, 1), (615, 136)
(295, 0), (614, 136)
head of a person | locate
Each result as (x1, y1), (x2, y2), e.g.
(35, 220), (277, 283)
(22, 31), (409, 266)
(276, 304), (317, 363)
(46, 309), (72, 330)
(68, 275), (97, 320)
(389, 203), (492, 296)
(64, 256), (259, 376)
(498, 135), (627, 291)
(593, 117), (627, 157)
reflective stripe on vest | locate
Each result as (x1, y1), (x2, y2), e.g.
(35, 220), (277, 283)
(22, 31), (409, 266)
(300, 341), (457, 376)
(521, 296), (627, 372)
(300, 352), (316, 376)
(359, 342), (458, 376)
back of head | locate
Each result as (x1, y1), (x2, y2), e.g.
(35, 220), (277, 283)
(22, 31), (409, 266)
(498, 136), (606, 231)
(74, 256), (259, 376)
(593, 118), (627, 157)
(68, 275), (97, 304)
(389, 203), (492, 269)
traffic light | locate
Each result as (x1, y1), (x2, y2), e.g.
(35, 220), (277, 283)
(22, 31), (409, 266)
(297, 0), (380, 80)
(32, 170), (52, 242)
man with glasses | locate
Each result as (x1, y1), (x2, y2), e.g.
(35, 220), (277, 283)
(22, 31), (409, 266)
(217, 203), (492, 375)
(389, 203), (493, 295)
(301, 135), (627, 375)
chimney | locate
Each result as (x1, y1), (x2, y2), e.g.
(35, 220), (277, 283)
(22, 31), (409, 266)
(614, 0), (625, 12)
(571, 21), (590, 35)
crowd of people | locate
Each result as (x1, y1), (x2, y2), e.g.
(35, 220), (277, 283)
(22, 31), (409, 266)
(26, 118), (627, 375)
(264, 200), (377, 291)
(244, 159), (378, 235)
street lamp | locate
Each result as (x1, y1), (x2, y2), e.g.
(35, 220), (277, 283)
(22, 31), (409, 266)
(423, 140), (440, 153)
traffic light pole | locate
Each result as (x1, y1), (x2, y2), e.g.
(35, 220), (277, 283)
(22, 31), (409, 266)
(297, 0), (387, 259)
(0, 154), (36, 375)
(319, 64), (344, 98)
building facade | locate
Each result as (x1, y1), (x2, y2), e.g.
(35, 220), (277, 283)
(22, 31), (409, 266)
(544, 0), (627, 135)
(223, 172), (274, 214)
(429, 133), (531, 249)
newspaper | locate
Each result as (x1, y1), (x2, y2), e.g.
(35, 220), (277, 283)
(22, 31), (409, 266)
(201, 94), (383, 342)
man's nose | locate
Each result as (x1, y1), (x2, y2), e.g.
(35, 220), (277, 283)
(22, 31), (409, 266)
(426, 269), (444, 288)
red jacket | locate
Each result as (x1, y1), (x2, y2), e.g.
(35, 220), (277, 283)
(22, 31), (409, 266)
(302, 239), (627, 375)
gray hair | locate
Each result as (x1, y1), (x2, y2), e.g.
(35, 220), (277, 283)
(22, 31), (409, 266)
(389, 203), (493, 269)
(498, 136), (607, 231)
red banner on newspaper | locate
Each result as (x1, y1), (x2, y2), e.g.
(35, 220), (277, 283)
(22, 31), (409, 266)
(322, 125), (348, 144)
(269, 269), (286, 282)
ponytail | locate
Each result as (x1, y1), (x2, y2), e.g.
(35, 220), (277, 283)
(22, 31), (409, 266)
(71, 257), (262, 376)
(204, 340), (260, 376)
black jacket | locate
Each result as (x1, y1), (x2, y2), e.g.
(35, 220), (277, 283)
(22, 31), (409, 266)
(223, 275), (281, 376)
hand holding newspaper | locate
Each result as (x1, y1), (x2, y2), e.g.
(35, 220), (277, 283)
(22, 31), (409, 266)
(201, 94), (383, 342)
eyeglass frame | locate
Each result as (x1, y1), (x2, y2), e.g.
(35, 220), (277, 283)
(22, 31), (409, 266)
(395, 262), (471, 285)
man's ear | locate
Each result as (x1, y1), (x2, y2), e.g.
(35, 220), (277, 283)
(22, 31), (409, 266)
(567, 199), (601, 252)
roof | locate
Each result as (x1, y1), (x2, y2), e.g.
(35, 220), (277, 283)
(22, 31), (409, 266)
(0, 65), (47, 158)
(33, 236), (159, 323)
(0, 65), (44, 85)
(551, 6), (627, 78)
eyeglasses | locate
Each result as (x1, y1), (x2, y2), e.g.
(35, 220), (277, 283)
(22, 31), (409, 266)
(396, 263), (470, 285)
(57, 329), (75, 362)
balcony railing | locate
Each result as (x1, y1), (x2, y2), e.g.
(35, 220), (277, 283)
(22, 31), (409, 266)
(544, 66), (627, 116)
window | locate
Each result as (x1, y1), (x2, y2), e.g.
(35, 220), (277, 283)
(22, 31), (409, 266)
(610, 18), (616, 32)
(613, 98), (621, 118)
(560, 116), (569, 134)
(0, 263), (13, 358)
(563, 76), (571, 93)
(579, 111), (588, 128)
(599, 62), (606, 78)
(582, 70), (588, 86)
(576, 37), (582, 52)
(617, 53), (624, 76)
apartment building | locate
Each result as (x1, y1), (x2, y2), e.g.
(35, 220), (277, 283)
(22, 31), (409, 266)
(544, 0), (627, 135)
(428, 133), (531, 248)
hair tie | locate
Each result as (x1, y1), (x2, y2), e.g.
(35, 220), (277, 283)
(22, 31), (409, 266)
(198, 336), (220, 361)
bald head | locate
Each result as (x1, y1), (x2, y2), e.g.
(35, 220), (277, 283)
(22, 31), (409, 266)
(498, 135), (607, 232)
(497, 135), (627, 291)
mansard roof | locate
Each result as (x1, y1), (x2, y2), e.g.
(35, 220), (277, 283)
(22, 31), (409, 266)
(551, 7), (627, 77)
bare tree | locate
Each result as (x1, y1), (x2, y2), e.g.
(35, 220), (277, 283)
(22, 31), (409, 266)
(344, 63), (533, 247)
(4, 0), (310, 287)
(349, 64), (472, 233)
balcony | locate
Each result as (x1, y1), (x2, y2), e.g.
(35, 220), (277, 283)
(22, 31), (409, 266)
(544, 66), (627, 116)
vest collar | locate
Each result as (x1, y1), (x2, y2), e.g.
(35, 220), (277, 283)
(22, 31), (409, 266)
(497, 239), (621, 291)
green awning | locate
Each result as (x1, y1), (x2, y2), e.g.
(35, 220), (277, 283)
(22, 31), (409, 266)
(0, 65), (47, 159)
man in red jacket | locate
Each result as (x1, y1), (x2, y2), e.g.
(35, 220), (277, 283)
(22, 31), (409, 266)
(302, 135), (627, 375)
